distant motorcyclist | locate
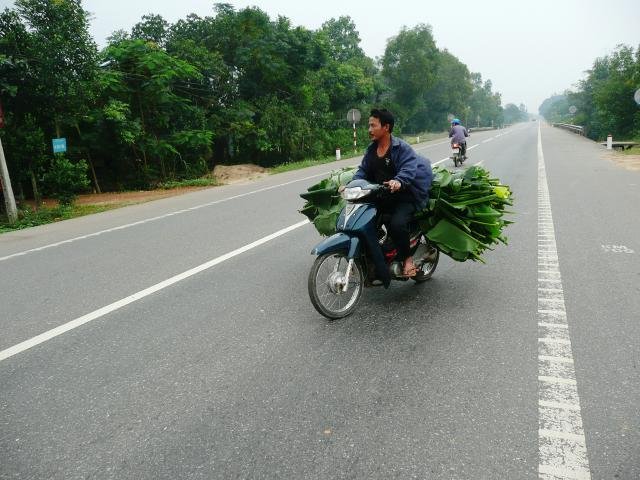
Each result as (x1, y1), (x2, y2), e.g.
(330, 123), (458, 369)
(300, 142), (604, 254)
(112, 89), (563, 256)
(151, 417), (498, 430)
(449, 118), (469, 159)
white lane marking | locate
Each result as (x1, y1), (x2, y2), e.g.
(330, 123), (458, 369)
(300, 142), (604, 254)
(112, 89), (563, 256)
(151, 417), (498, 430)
(539, 376), (578, 385)
(482, 138), (494, 143)
(468, 144), (479, 150)
(539, 337), (571, 345)
(539, 322), (569, 329)
(415, 139), (451, 151)
(0, 173), (329, 263)
(0, 220), (310, 362)
(538, 308), (567, 318)
(539, 429), (587, 444)
(539, 355), (575, 364)
(537, 123), (591, 479)
(433, 157), (451, 166)
(539, 465), (590, 480)
(539, 400), (582, 411)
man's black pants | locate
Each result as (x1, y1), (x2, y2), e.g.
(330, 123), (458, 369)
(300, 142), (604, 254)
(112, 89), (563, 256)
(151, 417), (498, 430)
(380, 201), (416, 261)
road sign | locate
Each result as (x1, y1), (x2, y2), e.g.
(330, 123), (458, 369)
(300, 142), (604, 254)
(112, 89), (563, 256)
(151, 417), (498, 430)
(569, 105), (577, 114)
(634, 89), (640, 105)
(52, 138), (67, 154)
(347, 109), (361, 124)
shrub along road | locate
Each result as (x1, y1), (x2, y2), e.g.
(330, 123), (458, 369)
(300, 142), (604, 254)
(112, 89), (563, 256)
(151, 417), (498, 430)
(0, 124), (638, 479)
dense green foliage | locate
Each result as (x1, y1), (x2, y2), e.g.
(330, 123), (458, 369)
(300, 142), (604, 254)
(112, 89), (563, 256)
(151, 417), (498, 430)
(539, 44), (640, 140)
(299, 166), (513, 262)
(42, 156), (90, 205)
(0, 0), (523, 204)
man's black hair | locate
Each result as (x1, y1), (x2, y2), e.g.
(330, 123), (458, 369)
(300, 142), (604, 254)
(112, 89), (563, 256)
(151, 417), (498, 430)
(370, 108), (394, 133)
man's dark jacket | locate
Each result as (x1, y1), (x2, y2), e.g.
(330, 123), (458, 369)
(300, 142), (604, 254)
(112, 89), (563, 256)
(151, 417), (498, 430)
(353, 136), (433, 209)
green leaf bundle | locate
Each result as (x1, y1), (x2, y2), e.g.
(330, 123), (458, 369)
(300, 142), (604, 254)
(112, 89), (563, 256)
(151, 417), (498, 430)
(299, 165), (514, 262)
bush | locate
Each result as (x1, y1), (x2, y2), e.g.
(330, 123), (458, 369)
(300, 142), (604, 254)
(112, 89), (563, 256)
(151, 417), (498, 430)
(42, 156), (91, 206)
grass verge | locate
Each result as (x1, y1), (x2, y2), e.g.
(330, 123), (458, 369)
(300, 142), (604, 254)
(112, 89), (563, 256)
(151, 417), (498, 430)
(269, 151), (364, 174)
(0, 204), (123, 233)
(621, 145), (640, 155)
(157, 177), (218, 189)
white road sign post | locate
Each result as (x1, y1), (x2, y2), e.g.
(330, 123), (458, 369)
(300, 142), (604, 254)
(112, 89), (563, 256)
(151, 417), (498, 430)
(347, 109), (361, 153)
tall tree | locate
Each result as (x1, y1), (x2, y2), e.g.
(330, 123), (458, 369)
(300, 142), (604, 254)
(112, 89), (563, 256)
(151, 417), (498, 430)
(14, 0), (98, 137)
(420, 50), (472, 131)
(382, 24), (439, 129)
(319, 16), (365, 64)
(131, 13), (170, 47)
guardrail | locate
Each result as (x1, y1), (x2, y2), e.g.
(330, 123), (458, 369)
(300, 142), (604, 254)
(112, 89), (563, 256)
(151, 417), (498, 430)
(552, 123), (584, 136)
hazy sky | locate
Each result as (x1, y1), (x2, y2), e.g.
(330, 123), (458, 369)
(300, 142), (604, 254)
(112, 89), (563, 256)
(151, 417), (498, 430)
(2, 0), (639, 113)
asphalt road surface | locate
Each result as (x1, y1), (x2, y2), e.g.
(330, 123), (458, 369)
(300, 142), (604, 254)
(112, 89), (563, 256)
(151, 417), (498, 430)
(1, 123), (638, 479)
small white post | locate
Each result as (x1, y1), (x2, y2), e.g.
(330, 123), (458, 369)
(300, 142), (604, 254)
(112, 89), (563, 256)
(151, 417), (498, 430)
(417, 136), (420, 143)
(335, 147), (341, 160)
(606, 134), (612, 150)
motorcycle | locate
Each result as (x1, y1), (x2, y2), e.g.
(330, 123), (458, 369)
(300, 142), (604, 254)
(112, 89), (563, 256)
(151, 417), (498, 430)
(307, 179), (439, 319)
(451, 142), (465, 167)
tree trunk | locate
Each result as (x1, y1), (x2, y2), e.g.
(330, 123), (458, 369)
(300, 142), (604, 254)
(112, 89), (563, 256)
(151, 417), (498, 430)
(75, 124), (101, 193)
(138, 94), (149, 169)
(74, 123), (101, 193)
(29, 169), (41, 210)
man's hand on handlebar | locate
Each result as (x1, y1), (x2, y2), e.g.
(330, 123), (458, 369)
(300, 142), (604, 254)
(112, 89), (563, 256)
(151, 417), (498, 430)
(383, 179), (402, 193)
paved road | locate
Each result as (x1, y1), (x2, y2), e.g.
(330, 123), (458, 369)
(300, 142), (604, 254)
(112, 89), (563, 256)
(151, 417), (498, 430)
(1, 123), (638, 479)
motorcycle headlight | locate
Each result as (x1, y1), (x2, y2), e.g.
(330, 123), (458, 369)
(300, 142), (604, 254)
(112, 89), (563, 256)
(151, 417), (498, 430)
(341, 186), (368, 200)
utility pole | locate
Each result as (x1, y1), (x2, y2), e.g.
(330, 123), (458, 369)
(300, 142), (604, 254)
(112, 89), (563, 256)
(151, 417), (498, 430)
(0, 136), (18, 224)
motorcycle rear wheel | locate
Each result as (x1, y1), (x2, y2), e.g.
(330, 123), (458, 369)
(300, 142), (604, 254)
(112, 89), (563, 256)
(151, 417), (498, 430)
(308, 253), (363, 319)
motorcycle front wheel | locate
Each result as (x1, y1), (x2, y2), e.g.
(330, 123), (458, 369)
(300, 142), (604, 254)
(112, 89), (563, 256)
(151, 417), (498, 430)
(308, 253), (363, 319)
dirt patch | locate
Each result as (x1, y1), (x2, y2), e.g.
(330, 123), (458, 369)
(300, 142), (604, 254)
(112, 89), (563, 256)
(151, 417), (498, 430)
(18, 164), (269, 209)
(602, 151), (640, 171)
(213, 163), (269, 184)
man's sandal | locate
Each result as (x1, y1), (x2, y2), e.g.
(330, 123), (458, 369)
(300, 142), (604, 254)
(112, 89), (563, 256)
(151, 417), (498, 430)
(402, 266), (418, 278)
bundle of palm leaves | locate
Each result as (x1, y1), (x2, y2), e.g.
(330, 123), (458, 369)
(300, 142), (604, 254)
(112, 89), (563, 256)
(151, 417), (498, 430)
(300, 165), (513, 262)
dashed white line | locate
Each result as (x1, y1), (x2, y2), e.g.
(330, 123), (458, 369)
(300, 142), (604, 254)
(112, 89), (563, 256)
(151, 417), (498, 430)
(539, 322), (569, 329)
(537, 123), (591, 479)
(539, 355), (575, 364)
(415, 139), (451, 151)
(539, 400), (582, 411)
(539, 429), (587, 444)
(539, 337), (572, 345)
(539, 376), (578, 385)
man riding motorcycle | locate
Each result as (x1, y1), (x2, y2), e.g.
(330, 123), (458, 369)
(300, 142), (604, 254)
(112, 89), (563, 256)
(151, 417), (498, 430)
(449, 118), (469, 160)
(350, 109), (433, 278)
